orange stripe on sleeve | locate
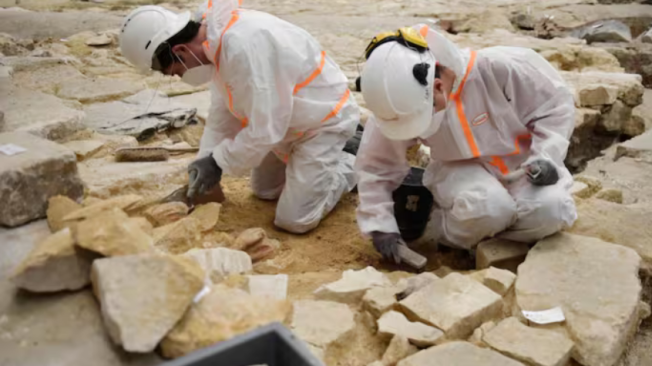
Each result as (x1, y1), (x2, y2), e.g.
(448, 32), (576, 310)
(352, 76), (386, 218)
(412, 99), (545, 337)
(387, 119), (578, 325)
(214, 11), (240, 71)
(294, 51), (326, 95)
(451, 51), (480, 158)
(490, 156), (509, 175)
(321, 89), (350, 123)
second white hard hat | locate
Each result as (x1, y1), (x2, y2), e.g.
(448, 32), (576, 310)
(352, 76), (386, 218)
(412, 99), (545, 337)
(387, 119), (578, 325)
(119, 5), (192, 72)
(361, 42), (437, 141)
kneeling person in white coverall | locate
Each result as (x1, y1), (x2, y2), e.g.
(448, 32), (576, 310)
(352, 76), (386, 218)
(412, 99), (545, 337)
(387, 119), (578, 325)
(118, 1), (359, 233)
(356, 26), (578, 263)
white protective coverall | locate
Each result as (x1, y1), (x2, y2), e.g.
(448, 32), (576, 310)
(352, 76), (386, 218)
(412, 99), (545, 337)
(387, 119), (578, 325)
(198, 0), (359, 233)
(356, 25), (577, 249)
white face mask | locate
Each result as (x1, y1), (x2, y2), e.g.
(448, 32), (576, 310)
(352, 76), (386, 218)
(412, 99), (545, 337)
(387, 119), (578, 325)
(178, 49), (214, 86)
(420, 93), (448, 138)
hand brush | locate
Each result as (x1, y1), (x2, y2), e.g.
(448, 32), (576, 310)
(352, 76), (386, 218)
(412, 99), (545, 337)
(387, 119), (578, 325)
(115, 146), (199, 162)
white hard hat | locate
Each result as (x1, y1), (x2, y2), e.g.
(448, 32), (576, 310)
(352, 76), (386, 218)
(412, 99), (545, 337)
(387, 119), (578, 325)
(361, 42), (437, 141)
(119, 6), (192, 72)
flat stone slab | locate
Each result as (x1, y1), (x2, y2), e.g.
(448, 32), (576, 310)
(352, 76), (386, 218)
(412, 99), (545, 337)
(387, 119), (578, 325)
(291, 300), (355, 348)
(399, 273), (502, 339)
(397, 341), (525, 366)
(516, 233), (642, 366)
(0, 132), (83, 227)
(483, 317), (574, 366)
(0, 85), (85, 141)
(377, 310), (444, 348)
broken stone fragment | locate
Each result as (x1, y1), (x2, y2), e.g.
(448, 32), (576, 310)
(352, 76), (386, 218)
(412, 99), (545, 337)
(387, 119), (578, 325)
(599, 100), (632, 133)
(570, 181), (592, 199)
(144, 202), (189, 227)
(11, 228), (94, 292)
(153, 217), (202, 254)
(468, 321), (496, 345)
(233, 227), (267, 250)
(516, 233), (642, 366)
(397, 341), (525, 366)
(594, 188), (624, 203)
(291, 300), (355, 348)
(483, 317), (574, 366)
(643, 28), (652, 44)
(63, 194), (143, 221)
(377, 310), (444, 348)
(0, 132), (84, 227)
(188, 202), (221, 232)
(184, 247), (252, 283)
(382, 335), (418, 366)
(615, 128), (652, 162)
(129, 217), (153, 236)
(160, 285), (290, 358)
(572, 20), (632, 44)
(475, 238), (529, 273)
(91, 253), (204, 353)
(231, 227), (279, 262)
(85, 33), (112, 47)
(63, 139), (106, 161)
(46, 195), (82, 233)
(395, 272), (439, 300)
(483, 267), (516, 296)
(400, 273), (502, 340)
(315, 266), (392, 304)
(248, 274), (288, 300)
(578, 84), (618, 107)
(363, 284), (406, 318)
(75, 208), (154, 256)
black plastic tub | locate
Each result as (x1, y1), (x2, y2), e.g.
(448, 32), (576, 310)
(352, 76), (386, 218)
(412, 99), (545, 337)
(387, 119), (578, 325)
(158, 323), (324, 366)
(392, 167), (434, 242)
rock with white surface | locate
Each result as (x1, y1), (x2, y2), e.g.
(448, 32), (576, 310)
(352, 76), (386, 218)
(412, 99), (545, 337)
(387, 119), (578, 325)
(396, 341), (525, 366)
(399, 273), (502, 339)
(188, 202), (221, 232)
(0, 132), (84, 227)
(476, 238), (529, 273)
(315, 266), (392, 304)
(46, 195), (81, 233)
(184, 247), (252, 283)
(516, 233), (642, 366)
(483, 317), (574, 366)
(377, 310), (444, 348)
(153, 217), (202, 254)
(91, 254), (204, 353)
(483, 267), (516, 296)
(11, 228), (94, 292)
(291, 300), (355, 348)
(248, 274), (288, 300)
(382, 335), (418, 366)
(63, 139), (105, 161)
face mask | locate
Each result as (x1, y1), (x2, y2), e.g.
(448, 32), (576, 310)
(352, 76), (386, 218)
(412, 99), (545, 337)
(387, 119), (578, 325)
(420, 93), (448, 138)
(178, 48), (214, 86)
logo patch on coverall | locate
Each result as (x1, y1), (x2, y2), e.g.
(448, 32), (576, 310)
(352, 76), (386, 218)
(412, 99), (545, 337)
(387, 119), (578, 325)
(472, 113), (489, 126)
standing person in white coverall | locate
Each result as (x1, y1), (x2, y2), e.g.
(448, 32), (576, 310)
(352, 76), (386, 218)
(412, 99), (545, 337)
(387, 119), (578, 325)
(356, 25), (578, 263)
(118, 1), (359, 234)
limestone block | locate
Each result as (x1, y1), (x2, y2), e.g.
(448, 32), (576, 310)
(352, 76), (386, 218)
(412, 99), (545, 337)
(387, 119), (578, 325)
(11, 228), (93, 292)
(615, 129), (652, 162)
(0, 86), (85, 141)
(130, 217), (153, 236)
(363, 285), (405, 318)
(560, 71), (644, 107)
(63, 139), (105, 160)
(291, 300), (355, 348)
(91, 254), (204, 353)
(599, 100), (632, 133)
(468, 321), (496, 345)
(382, 335), (417, 366)
(399, 273), (502, 339)
(248, 274), (288, 300)
(569, 199), (652, 265)
(397, 341), (525, 366)
(516, 233), (642, 366)
(153, 217), (202, 254)
(184, 247), (252, 283)
(643, 28), (652, 44)
(483, 267), (516, 296)
(578, 84), (618, 107)
(231, 227), (280, 262)
(0, 132), (84, 227)
(315, 266), (392, 304)
(395, 272), (440, 300)
(188, 202), (221, 232)
(161, 285), (289, 358)
(56, 77), (143, 104)
(594, 188), (624, 203)
(483, 317), (574, 366)
(63, 194), (143, 221)
(144, 202), (189, 227)
(377, 310), (444, 348)
(476, 238), (530, 273)
(46, 195), (81, 232)
(75, 208), (154, 256)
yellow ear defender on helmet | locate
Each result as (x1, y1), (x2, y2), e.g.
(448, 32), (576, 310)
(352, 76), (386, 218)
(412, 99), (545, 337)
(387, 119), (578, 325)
(364, 27), (429, 60)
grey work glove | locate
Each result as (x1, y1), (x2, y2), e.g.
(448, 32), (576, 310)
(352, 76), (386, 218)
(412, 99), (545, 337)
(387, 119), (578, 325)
(524, 159), (559, 186)
(187, 155), (223, 199)
(371, 231), (403, 264)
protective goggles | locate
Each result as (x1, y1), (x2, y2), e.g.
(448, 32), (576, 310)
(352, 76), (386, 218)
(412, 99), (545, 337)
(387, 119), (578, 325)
(364, 27), (429, 60)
